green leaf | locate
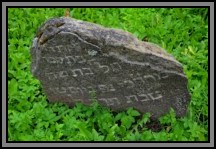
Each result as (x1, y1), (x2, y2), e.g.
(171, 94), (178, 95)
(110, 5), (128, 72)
(75, 122), (92, 140)
(141, 130), (153, 140)
(18, 134), (34, 141)
(114, 112), (125, 122)
(92, 129), (104, 141)
(127, 108), (140, 117)
(8, 78), (18, 97)
(119, 125), (127, 136)
(106, 124), (119, 141)
(49, 109), (70, 123)
(121, 116), (135, 129)
(138, 113), (151, 127)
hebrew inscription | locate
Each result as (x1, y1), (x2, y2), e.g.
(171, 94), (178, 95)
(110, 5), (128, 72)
(41, 55), (87, 64)
(45, 68), (94, 80)
(31, 17), (191, 119)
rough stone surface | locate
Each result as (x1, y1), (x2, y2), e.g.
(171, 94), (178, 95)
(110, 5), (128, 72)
(30, 17), (191, 119)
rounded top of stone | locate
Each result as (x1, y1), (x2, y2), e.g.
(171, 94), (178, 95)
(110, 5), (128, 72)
(58, 17), (181, 65)
(36, 17), (182, 67)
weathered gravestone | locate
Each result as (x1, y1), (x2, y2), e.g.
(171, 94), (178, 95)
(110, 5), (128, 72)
(30, 17), (191, 119)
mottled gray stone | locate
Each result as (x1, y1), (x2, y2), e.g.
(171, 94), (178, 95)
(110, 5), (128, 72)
(30, 17), (191, 119)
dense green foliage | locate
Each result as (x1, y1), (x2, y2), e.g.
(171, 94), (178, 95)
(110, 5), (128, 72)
(8, 8), (208, 141)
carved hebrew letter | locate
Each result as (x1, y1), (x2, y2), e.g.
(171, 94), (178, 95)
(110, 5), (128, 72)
(94, 62), (109, 73)
(98, 84), (116, 93)
(124, 80), (135, 88)
(87, 59), (96, 65)
(80, 87), (88, 93)
(87, 86), (94, 93)
(98, 84), (107, 93)
(117, 81), (124, 88)
(48, 87), (56, 94)
(148, 91), (163, 101)
(56, 45), (64, 52)
(46, 72), (58, 80)
(108, 84), (116, 92)
(107, 97), (120, 105)
(65, 56), (76, 64)
(152, 73), (169, 80)
(68, 86), (78, 94)
(58, 87), (67, 94)
(125, 95), (138, 103)
(55, 57), (64, 64)
(70, 69), (83, 77)
(59, 71), (69, 78)
(47, 57), (57, 64)
(82, 68), (94, 75)
(75, 56), (86, 63)
(65, 45), (74, 52)
(98, 98), (109, 105)
(132, 77), (145, 84)
(139, 93), (150, 102)
(66, 95), (82, 102)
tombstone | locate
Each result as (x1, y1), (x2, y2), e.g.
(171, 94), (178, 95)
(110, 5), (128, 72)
(30, 17), (191, 119)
